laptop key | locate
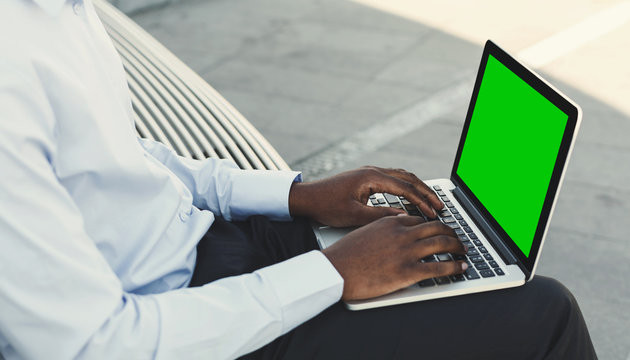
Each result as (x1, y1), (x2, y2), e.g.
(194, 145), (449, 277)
(435, 276), (451, 285)
(473, 239), (482, 246)
(475, 263), (490, 270)
(442, 216), (456, 223)
(463, 226), (473, 233)
(458, 235), (469, 242)
(494, 268), (505, 276)
(454, 228), (465, 236)
(384, 193), (400, 204)
(465, 268), (480, 280)
(377, 198), (386, 205)
(389, 203), (403, 209)
(450, 208), (459, 214)
(403, 204), (416, 212)
(483, 254), (494, 261)
(408, 208), (422, 216)
(467, 248), (479, 256)
(447, 223), (460, 229)
(459, 220), (468, 226)
(418, 278), (436, 287)
(480, 270), (495, 278)
(450, 274), (466, 282)
(370, 199), (380, 206)
(478, 246), (488, 253)
(436, 253), (451, 262)
(489, 261), (499, 268)
(433, 185), (441, 191)
(469, 233), (478, 240)
(469, 256), (484, 263)
(445, 202), (454, 208)
(453, 254), (466, 261)
(462, 241), (473, 249)
(454, 214), (463, 220)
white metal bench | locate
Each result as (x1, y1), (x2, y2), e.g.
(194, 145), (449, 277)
(94, 0), (290, 171)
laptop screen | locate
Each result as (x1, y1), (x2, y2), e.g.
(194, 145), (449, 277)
(451, 41), (579, 273)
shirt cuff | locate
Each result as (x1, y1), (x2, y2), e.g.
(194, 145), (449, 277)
(230, 170), (302, 221)
(254, 250), (344, 334)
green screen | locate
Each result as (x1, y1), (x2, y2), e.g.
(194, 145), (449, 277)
(456, 54), (568, 257)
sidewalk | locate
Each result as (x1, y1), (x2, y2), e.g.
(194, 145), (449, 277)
(132, 0), (630, 358)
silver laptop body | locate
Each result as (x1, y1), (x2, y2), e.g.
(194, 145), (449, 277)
(313, 40), (582, 310)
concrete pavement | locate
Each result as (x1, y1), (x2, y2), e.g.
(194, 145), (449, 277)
(131, 0), (630, 358)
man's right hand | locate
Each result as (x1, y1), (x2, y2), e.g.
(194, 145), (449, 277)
(322, 215), (468, 301)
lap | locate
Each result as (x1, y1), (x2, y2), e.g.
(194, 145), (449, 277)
(190, 216), (595, 360)
(273, 276), (592, 360)
(189, 215), (318, 286)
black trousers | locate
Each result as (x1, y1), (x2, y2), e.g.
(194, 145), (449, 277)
(189, 216), (597, 360)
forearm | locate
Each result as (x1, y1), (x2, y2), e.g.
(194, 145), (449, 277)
(4, 252), (343, 360)
(139, 138), (301, 220)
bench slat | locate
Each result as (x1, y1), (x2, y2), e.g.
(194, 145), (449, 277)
(94, 0), (290, 171)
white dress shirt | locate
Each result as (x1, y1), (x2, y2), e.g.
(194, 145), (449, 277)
(0, 0), (343, 358)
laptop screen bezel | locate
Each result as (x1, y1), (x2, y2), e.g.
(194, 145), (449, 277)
(450, 40), (579, 274)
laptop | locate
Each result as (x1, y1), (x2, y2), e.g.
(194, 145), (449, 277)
(312, 40), (582, 311)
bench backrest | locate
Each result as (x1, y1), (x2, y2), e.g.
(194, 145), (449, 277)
(94, 0), (290, 171)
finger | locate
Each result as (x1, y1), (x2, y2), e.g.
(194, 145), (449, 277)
(416, 260), (468, 280)
(413, 235), (467, 259)
(389, 212), (428, 226)
(405, 220), (457, 241)
(353, 204), (406, 225)
(377, 167), (443, 215)
(368, 173), (440, 219)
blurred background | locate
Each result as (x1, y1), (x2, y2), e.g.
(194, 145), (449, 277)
(114, 0), (630, 358)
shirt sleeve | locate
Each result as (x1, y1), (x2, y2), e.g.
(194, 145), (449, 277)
(0, 62), (343, 360)
(138, 138), (302, 221)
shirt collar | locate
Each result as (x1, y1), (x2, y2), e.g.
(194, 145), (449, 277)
(33, 0), (67, 16)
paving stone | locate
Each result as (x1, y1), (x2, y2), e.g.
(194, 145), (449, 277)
(538, 228), (630, 360)
(201, 59), (369, 106)
(375, 31), (482, 89)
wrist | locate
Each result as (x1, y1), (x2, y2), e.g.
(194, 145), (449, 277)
(288, 181), (312, 218)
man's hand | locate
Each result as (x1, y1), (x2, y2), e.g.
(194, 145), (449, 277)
(322, 216), (468, 301)
(289, 166), (443, 227)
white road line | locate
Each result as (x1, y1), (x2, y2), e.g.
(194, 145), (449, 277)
(292, 79), (472, 178)
(293, 2), (630, 178)
(517, 1), (630, 68)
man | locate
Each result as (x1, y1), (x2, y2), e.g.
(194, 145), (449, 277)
(0, 0), (596, 359)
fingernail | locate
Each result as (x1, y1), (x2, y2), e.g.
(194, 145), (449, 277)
(432, 208), (437, 217)
(461, 262), (468, 271)
(397, 213), (408, 217)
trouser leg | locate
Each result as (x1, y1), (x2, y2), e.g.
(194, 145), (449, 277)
(189, 215), (318, 287)
(189, 216), (596, 360)
(267, 276), (596, 360)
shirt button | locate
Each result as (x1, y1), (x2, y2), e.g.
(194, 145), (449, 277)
(72, 1), (82, 14)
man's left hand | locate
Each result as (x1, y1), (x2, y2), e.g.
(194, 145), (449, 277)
(288, 166), (443, 227)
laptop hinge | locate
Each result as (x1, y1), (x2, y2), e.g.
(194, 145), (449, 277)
(452, 187), (519, 266)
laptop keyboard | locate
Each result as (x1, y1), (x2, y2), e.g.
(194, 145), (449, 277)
(368, 185), (506, 287)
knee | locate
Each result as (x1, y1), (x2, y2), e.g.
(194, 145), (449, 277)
(531, 276), (581, 327)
